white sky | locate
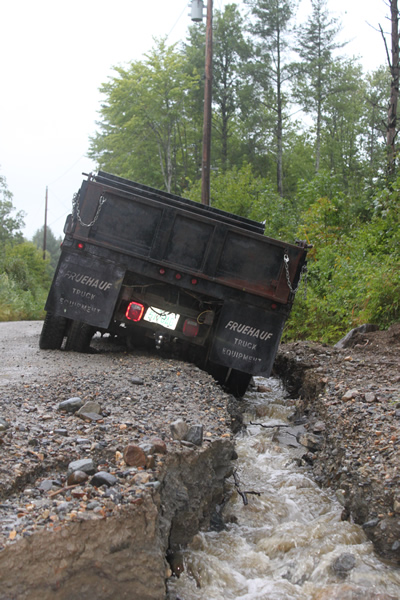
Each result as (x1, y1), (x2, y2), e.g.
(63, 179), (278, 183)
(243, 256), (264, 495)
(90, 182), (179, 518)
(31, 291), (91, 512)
(0, 0), (390, 240)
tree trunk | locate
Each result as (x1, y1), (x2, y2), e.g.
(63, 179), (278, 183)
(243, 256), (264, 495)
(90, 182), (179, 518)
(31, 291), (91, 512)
(387, 0), (399, 176)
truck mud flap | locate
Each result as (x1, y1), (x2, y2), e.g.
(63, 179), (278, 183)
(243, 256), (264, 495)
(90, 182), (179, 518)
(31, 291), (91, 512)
(45, 253), (125, 329)
(209, 300), (285, 377)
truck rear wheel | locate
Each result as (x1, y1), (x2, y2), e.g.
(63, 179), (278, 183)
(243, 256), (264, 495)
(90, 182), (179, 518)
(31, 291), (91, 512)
(65, 321), (95, 353)
(39, 313), (68, 350)
(226, 369), (252, 398)
(204, 361), (252, 397)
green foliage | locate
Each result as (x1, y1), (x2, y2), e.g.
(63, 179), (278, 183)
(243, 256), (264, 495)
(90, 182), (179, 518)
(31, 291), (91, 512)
(0, 173), (25, 247)
(31, 225), (62, 271)
(89, 38), (200, 193)
(0, 242), (52, 321)
(284, 178), (400, 343)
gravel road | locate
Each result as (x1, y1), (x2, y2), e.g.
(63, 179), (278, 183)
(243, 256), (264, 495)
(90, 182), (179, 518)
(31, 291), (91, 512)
(0, 320), (234, 553)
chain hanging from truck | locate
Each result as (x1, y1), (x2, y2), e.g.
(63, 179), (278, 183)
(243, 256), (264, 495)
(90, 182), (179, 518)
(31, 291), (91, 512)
(284, 253), (308, 299)
(72, 192), (107, 227)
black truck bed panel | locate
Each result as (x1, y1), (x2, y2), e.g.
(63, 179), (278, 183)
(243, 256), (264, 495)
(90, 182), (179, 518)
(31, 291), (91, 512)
(74, 179), (304, 304)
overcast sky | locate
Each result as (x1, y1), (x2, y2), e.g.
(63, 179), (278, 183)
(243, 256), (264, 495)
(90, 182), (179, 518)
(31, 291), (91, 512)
(0, 0), (390, 240)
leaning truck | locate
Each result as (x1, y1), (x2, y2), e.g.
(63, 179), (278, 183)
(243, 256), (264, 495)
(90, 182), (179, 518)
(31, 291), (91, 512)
(40, 171), (309, 396)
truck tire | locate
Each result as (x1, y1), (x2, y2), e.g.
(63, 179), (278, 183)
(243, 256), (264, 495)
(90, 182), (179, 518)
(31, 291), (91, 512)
(64, 321), (95, 353)
(226, 369), (252, 398)
(205, 361), (252, 397)
(39, 313), (68, 350)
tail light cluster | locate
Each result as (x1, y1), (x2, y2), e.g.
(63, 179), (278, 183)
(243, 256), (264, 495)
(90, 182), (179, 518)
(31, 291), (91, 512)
(125, 302), (199, 338)
(125, 302), (145, 322)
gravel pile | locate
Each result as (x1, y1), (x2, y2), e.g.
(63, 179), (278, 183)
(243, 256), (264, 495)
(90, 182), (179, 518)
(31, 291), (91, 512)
(0, 327), (233, 552)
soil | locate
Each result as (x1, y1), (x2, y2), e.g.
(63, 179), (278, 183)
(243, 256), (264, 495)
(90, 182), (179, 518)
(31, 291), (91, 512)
(274, 322), (400, 563)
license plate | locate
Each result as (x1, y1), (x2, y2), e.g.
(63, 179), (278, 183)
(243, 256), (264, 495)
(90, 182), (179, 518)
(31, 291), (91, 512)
(143, 307), (180, 330)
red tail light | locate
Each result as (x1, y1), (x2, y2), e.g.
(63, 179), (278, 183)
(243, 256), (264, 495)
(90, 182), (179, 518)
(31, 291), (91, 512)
(183, 318), (199, 337)
(77, 242), (85, 250)
(125, 302), (145, 322)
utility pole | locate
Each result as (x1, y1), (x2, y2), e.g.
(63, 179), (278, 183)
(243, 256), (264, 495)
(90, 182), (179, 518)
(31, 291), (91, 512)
(191, 0), (213, 206)
(43, 186), (48, 260)
(201, 0), (213, 206)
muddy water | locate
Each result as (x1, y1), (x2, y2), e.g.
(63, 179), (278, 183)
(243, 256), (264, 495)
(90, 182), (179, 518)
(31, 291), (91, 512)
(169, 379), (400, 600)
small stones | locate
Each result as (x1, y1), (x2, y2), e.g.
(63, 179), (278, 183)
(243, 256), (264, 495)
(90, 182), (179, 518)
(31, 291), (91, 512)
(312, 421), (326, 434)
(331, 553), (356, 577)
(77, 401), (101, 416)
(0, 417), (9, 431)
(58, 397), (83, 413)
(67, 458), (96, 476)
(131, 377), (144, 385)
(67, 470), (90, 486)
(364, 392), (376, 403)
(123, 444), (147, 468)
(90, 471), (117, 488)
(185, 424), (204, 447)
(152, 439), (167, 454)
(170, 419), (189, 441)
(342, 389), (359, 401)
(297, 432), (322, 451)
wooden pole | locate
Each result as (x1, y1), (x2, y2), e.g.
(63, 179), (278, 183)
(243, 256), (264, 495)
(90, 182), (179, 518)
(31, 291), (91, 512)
(43, 186), (48, 260)
(201, 0), (213, 206)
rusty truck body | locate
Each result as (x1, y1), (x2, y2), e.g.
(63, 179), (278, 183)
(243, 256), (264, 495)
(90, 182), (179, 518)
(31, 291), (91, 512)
(40, 171), (308, 395)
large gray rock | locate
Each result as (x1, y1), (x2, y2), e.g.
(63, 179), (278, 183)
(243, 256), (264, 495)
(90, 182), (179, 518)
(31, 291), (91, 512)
(334, 324), (379, 349)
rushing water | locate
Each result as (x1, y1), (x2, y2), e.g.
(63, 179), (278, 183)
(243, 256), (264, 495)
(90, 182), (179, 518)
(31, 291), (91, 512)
(169, 378), (400, 600)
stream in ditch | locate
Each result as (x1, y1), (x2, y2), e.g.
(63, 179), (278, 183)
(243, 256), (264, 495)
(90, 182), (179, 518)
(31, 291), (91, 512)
(169, 378), (400, 600)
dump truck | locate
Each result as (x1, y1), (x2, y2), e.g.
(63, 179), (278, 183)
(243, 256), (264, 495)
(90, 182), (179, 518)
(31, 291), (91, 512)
(40, 171), (309, 396)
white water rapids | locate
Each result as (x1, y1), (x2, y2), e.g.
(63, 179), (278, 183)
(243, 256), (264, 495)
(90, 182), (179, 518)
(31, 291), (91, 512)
(169, 379), (400, 600)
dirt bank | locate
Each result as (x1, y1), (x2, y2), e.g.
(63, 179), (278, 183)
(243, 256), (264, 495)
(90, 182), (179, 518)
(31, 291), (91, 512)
(0, 322), (237, 599)
(274, 323), (400, 564)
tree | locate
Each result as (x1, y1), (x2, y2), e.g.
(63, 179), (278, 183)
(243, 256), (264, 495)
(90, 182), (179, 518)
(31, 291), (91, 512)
(31, 226), (62, 270)
(184, 5), (252, 175)
(89, 38), (200, 193)
(212, 4), (252, 171)
(0, 171), (25, 247)
(380, 0), (399, 176)
(245, 0), (296, 196)
(294, 0), (344, 173)
(362, 66), (390, 183)
(319, 59), (365, 191)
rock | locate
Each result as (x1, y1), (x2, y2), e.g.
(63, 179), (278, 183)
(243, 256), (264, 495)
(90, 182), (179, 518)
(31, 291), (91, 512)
(152, 438), (167, 454)
(0, 417), (9, 431)
(334, 324), (379, 349)
(76, 401), (101, 416)
(364, 392), (376, 403)
(146, 455), (156, 469)
(67, 458), (96, 475)
(131, 377), (144, 385)
(132, 472), (151, 485)
(67, 470), (89, 485)
(312, 421), (326, 433)
(77, 412), (103, 422)
(297, 432), (322, 451)
(54, 428), (68, 436)
(90, 471), (117, 487)
(139, 442), (156, 455)
(342, 389), (359, 401)
(58, 397), (83, 413)
(170, 419), (189, 441)
(123, 443), (147, 468)
(331, 553), (356, 576)
(184, 424), (203, 446)
(38, 479), (56, 492)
